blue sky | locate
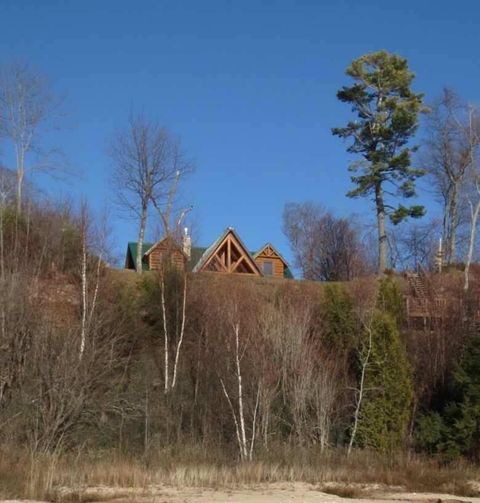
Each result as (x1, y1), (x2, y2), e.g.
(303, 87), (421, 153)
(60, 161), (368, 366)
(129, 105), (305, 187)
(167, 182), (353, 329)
(1, 0), (480, 265)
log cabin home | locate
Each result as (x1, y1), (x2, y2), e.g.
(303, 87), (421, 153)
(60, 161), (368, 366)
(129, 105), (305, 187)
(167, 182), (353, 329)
(125, 227), (293, 278)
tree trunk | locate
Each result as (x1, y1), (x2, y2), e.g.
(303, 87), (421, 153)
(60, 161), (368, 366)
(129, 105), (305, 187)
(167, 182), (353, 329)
(161, 275), (169, 392)
(16, 148), (25, 215)
(80, 226), (87, 359)
(442, 191), (450, 263)
(445, 184), (459, 264)
(348, 321), (373, 456)
(375, 183), (387, 274)
(171, 273), (187, 389)
(234, 323), (248, 460)
(136, 205), (147, 274)
(464, 199), (480, 291)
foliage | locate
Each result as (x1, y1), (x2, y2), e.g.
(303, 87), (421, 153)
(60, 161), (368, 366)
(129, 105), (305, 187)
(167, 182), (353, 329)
(322, 284), (356, 352)
(376, 277), (406, 327)
(333, 50), (425, 271)
(333, 50), (425, 222)
(355, 311), (413, 452)
(1, 192), (480, 469)
(415, 412), (446, 454)
(416, 332), (480, 460)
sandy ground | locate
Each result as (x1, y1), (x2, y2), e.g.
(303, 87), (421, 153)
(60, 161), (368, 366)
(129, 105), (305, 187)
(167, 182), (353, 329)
(25, 482), (479, 503)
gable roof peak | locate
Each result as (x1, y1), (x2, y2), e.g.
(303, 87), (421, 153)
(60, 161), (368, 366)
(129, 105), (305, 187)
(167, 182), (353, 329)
(253, 242), (290, 266)
(192, 227), (262, 275)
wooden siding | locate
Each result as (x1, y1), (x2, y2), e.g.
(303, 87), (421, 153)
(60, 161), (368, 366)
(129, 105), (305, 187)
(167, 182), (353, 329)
(254, 244), (286, 278)
(148, 242), (186, 272)
(254, 256), (284, 277)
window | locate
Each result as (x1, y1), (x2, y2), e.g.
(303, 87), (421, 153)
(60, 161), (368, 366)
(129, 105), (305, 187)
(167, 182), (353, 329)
(263, 261), (273, 276)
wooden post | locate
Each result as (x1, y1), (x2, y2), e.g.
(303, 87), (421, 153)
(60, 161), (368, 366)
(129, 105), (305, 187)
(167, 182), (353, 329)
(227, 237), (232, 272)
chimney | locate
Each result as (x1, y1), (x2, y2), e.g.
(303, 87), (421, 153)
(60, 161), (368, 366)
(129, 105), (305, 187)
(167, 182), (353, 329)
(183, 227), (192, 260)
(435, 236), (443, 273)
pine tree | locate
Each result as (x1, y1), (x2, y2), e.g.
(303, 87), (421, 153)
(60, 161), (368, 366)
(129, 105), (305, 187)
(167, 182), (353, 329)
(333, 51), (425, 273)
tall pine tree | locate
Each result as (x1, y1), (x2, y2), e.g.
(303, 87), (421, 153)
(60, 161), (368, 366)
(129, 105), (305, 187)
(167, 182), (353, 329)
(333, 51), (425, 273)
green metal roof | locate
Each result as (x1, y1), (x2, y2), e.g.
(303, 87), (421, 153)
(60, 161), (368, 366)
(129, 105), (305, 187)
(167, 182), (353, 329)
(188, 247), (207, 272)
(125, 241), (207, 272)
(125, 242), (153, 271)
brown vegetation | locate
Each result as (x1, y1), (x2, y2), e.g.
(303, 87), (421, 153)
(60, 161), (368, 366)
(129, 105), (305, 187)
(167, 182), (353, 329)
(2, 447), (480, 500)
(1, 188), (480, 500)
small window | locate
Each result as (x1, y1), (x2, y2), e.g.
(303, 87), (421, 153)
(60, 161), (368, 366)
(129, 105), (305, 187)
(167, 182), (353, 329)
(263, 261), (273, 276)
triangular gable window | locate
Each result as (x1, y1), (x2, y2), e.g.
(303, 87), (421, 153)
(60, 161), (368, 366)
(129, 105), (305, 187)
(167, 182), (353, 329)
(202, 231), (261, 275)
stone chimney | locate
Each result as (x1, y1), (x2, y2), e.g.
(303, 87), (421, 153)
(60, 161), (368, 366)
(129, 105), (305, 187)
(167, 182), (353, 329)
(183, 227), (192, 260)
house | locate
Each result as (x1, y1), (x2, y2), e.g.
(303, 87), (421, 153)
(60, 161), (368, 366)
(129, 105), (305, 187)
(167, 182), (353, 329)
(125, 227), (293, 278)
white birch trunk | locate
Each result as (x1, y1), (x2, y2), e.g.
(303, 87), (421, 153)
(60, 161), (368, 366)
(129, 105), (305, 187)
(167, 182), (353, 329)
(79, 225), (87, 359)
(220, 378), (243, 457)
(171, 273), (187, 389)
(348, 321), (373, 455)
(234, 323), (248, 460)
(88, 253), (102, 325)
(136, 205), (147, 274)
(161, 275), (169, 392)
(15, 147), (25, 215)
(464, 197), (480, 291)
(249, 384), (261, 461)
(220, 323), (259, 461)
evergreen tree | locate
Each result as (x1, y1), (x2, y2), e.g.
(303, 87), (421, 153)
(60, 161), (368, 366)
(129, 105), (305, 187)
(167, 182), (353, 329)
(356, 311), (413, 452)
(377, 277), (406, 328)
(417, 332), (480, 460)
(323, 284), (356, 353)
(333, 51), (425, 273)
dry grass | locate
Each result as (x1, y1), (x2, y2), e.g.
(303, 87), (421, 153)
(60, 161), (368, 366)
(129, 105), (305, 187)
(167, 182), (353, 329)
(319, 484), (369, 499)
(0, 445), (478, 501)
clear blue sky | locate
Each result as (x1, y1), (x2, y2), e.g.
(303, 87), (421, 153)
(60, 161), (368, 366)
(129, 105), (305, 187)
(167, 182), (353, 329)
(2, 0), (480, 265)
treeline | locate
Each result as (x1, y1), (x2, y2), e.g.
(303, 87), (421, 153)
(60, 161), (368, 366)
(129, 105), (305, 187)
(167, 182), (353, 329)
(1, 51), (480, 471)
(1, 54), (480, 285)
(1, 197), (480, 463)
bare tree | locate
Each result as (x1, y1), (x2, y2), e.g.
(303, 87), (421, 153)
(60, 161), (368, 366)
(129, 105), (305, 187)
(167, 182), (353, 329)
(79, 201), (88, 359)
(346, 280), (380, 455)
(388, 219), (439, 271)
(464, 105), (480, 290)
(220, 321), (260, 461)
(348, 313), (374, 455)
(109, 112), (191, 274)
(423, 89), (472, 264)
(0, 167), (14, 283)
(0, 62), (63, 214)
(283, 202), (367, 281)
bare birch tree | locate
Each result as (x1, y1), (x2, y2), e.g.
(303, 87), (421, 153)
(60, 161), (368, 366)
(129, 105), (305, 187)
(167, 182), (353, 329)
(463, 106), (480, 290)
(109, 112), (191, 274)
(157, 205), (192, 394)
(220, 321), (260, 461)
(0, 61), (63, 214)
(79, 201), (88, 359)
(348, 313), (374, 455)
(424, 89), (472, 264)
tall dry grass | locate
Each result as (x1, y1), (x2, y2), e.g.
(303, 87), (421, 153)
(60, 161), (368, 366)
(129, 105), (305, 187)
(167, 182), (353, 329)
(1, 444), (479, 501)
